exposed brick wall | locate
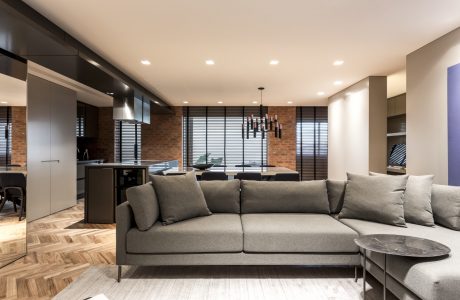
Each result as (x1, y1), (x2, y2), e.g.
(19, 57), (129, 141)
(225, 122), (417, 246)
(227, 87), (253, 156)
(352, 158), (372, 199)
(11, 106), (27, 166)
(142, 106), (183, 167)
(94, 107), (114, 162)
(267, 106), (296, 170)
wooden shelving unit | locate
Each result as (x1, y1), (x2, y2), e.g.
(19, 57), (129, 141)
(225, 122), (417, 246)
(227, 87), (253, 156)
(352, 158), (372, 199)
(387, 93), (406, 174)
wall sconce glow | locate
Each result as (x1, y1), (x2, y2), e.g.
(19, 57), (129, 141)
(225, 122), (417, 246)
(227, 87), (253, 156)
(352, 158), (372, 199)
(334, 80), (343, 85)
(140, 60), (151, 65)
(183, 101), (189, 104)
(205, 60), (215, 65)
(269, 60), (279, 65)
(333, 60), (344, 66)
(317, 91), (325, 96)
(217, 101), (223, 104)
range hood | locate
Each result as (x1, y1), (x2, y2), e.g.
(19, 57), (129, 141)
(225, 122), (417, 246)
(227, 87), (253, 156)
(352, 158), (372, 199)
(113, 93), (150, 124)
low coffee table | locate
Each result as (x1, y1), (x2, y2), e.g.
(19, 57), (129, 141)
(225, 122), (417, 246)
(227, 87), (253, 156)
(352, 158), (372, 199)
(354, 234), (450, 300)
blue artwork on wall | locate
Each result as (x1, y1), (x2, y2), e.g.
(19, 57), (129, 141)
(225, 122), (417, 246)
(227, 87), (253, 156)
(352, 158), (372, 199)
(448, 63), (460, 186)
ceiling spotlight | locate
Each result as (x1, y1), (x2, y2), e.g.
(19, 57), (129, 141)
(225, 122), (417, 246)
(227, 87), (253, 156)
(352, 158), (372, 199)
(269, 60), (279, 65)
(205, 60), (215, 65)
(141, 59), (151, 65)
(334, 80), (343, 85)
(287, 101), (293, 104)
(153, 100), (160, 104)
(0, 101), (7, 104)
(333, 60), (344, 66)
(252, 101), (258, 104)
(217, 101), (223, 104)
(106, 92), (114, 96)
(183, 101), (189, 104)
(317, 91), (325, 96)
(88, 60), (99, 67)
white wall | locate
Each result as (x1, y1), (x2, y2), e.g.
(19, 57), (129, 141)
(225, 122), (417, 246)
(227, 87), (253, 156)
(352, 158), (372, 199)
(406, 27), (460, 184)
(328, 77), (387, 180)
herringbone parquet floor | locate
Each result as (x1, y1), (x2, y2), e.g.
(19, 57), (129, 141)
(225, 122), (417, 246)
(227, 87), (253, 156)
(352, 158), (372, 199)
(0, 200), (115, 299)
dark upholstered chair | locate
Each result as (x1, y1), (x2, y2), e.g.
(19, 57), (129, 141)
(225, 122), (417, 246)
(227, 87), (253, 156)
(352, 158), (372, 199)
(201, 171), (228, 181)
(274, 173), (300, 181)
(235, 172), (262, 181)
(0, 173), (26, 221)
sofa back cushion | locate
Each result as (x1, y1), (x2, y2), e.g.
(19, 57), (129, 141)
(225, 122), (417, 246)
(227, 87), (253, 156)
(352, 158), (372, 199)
(126, 182), (159, 231)
(339, 173), (408, 227)
(326, 180), (347, 214)
(432, 184), (460, 230)
(199, 180), (240, 213)
(240, 180), (330, 214)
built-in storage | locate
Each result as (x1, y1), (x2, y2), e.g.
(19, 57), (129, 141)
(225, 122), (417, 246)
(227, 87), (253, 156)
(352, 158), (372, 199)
(77, 160), (103, 199)
(77, 101), (99, 138)
(27, 75), (77, 221)
(387, 93), (406, 175)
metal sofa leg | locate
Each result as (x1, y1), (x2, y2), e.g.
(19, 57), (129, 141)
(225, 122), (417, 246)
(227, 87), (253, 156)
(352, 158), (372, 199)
(117, 265), (122, 282)
(354, 266), (358, 282)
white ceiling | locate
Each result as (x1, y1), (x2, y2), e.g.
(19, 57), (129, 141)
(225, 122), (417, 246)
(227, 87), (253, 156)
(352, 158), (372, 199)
(0, 73), (26, 106)
(24, 0), (460, 106)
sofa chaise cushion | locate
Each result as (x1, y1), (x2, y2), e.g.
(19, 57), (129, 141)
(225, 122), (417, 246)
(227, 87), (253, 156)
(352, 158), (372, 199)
(339, 173), (408, 227)
(241, 214), (359, 253)
(241, 180), (330, 214)
(127, 214), (243, 254)
(340, 218), (460, 300)
(199, 179), (240, 213)
(432, 184), (460, 230)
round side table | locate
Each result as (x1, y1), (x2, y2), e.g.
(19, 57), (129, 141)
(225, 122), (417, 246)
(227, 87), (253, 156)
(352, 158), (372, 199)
(354, 234), (450, 300)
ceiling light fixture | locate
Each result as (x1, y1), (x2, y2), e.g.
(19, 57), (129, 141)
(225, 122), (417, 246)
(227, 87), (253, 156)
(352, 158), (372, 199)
(217, 101), (223, 104)
(334, 80), (343, 85)
(183, 101), (189, 104)
(252, 101), (258, 104)
(106, 92), (114, 96)
(317, 91), (325, 96)
(333, 60), (344, 66)
(88, 60), (99, 67)
(269, 60), (279, 65)
(242, 87), (282, 140)
(140, 59), (151, 65)
(287, 101), (293, 104)
(205, 60), (215, 65)
(153, 100), (160, 104)
(0, 101), (7, 104)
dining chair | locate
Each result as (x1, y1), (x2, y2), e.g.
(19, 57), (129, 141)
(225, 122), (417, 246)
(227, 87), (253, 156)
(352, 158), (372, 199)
(235, 164), (253, 168)
(274, 173), (300, 181)
(201, 171), (228, 181)
(0, 173), (27, 221)
(235, 172), (262, 181)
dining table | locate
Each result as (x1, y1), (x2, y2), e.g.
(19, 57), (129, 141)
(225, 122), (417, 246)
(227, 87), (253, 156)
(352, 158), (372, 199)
(163, 166), (298, 177)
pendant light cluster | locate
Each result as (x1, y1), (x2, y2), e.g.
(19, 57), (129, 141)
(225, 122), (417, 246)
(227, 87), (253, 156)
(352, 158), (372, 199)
(242, 87), (282, 139)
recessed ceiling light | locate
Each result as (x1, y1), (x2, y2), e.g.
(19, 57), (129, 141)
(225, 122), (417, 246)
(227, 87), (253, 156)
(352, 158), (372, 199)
(88, 60), (99, 67)
(0, 101), (7, 104)
(140, 59), (151, 65)
(106, 92), (114, 96)
(269, 60), (279, 65)
(317, 91), (325, 96)
(153, 100), (160, 104)
(183, 101), (189, 104)
(287, 101), (293, 104)
(334, 80), (343, 85)
(252, 101), (258, 104)
(205, 60), (215, 65)
(333, 60), (344, 66)
(217, 101), (223, 104)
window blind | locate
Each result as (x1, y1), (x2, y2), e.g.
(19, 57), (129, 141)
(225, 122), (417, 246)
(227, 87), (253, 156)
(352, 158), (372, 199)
(183, 106), (267, 167)
(296, 107), (328, 180)
(114, 121), (142, 162)
(0, 107), (11, 166)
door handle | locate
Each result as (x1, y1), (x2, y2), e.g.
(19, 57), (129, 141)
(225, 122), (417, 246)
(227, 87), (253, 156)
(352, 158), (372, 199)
(41, 160), (60, 163)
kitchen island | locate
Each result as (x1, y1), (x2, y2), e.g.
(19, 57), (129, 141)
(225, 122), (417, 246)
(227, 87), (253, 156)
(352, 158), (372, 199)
(84, 160), (178, 223)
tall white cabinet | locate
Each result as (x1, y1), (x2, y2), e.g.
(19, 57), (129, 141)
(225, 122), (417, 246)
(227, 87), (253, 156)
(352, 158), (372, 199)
(27, 74), (77, 221)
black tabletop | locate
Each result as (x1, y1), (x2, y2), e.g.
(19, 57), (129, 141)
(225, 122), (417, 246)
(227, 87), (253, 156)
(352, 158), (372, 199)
(354, 234), (451, 258)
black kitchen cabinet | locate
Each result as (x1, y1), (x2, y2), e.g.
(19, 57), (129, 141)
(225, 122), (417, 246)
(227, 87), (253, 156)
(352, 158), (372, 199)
(77, 101), (99, 138)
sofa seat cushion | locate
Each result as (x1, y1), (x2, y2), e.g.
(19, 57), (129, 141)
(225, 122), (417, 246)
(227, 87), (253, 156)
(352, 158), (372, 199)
(241, 214), (359, 253)
(127, 214), (243, 254)
(341, 218), (460, 300)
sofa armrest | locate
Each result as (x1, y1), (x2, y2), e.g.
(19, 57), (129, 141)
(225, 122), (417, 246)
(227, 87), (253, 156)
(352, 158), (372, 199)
(116, 201), (134, 265)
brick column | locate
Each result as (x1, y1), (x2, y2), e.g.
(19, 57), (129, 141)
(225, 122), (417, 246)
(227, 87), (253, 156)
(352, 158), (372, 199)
(11, 106), (27, 166)
(267, 106), (296, 170)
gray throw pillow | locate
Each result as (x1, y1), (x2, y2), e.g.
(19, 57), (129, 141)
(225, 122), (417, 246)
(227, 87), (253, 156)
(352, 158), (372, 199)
(326, 180), (347, 214)
(431, 184), (460, 230)
(150, 172), (211, 225)
(126, 182), (159, 231)
(241, 180), (330, 214)
(369, 172), (435, 226)
(199, 180), (240, 213)
(339, 173), (408, 227)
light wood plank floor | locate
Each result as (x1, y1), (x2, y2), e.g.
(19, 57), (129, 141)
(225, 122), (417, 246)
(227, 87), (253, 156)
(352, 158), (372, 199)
(0, 200), (115, 299)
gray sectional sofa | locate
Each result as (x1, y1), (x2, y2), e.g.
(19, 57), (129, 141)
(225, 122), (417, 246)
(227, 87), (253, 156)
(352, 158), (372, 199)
(116, 179), (460, 300)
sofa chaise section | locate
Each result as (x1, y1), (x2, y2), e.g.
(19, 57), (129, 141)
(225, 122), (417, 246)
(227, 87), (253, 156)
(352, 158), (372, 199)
(341, 218), (460, 300)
